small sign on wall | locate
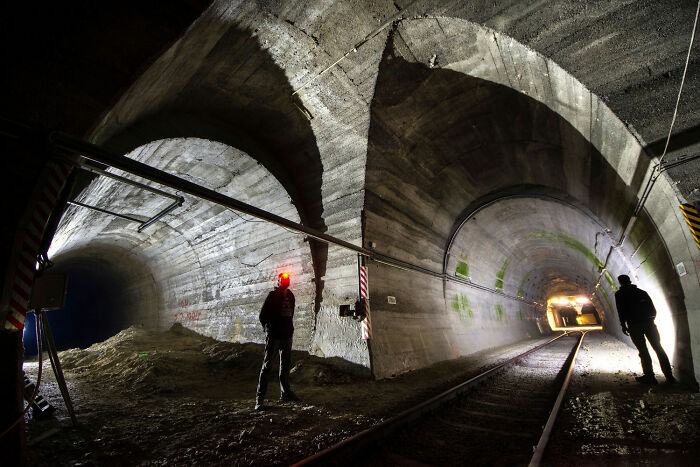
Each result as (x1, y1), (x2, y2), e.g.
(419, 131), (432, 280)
(387, 296), (396, 305)
(676, 262), (687, 277)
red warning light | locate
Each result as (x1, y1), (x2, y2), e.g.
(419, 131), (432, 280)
(282, 272), (289, 279)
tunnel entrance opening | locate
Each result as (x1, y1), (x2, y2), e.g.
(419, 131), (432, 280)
(23, 247), (157, 357)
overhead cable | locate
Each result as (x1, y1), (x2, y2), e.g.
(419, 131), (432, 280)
(290, 0), (422, 96)
(634, 0), (699, 218)
(591, 0), (699, 297)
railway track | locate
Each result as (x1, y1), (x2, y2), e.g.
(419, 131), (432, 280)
(293, 331), (586, 466)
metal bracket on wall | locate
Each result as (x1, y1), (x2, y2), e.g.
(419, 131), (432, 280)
(69, 164), (185, 233)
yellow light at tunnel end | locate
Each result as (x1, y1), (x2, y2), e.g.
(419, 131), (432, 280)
(546, 295), (602, 332)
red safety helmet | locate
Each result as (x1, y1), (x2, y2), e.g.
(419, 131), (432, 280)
(277, 271), (290, 288)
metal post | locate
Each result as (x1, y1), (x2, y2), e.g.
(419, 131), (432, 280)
(38, 311), (77, 427)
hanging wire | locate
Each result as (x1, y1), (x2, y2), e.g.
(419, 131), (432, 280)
(590, 0), (699, 297)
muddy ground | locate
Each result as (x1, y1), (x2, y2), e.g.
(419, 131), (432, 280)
(22, 326), (700, 465)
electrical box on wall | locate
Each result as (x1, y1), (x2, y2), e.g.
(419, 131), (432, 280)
(29, 274), (68, 311)
(339, 299), (368, 320)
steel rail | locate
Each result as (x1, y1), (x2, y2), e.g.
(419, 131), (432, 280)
(46, 130), (541, 307)
(529, 330), (586, 467)
(291, 332), (571, 466)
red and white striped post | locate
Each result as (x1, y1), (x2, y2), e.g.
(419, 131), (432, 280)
(358, 254), (371, 340)
(3, 161), (72, 331)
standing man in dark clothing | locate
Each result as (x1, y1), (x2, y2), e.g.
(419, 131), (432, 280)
(255, 271), (298, 410)
(615, 275), (675, 384)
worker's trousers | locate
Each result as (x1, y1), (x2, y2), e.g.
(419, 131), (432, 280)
(256, 334), (293, 400)
(628, 320), (673, 378)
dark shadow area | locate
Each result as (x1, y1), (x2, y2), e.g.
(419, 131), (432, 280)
(2, 1), (212, 138)
(24, 247), (157, 357)
(22, 266), (126, 356)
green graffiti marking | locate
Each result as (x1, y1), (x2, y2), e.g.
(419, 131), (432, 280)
(494, 303), (504, 321)
(527, 231), (603, 269)
(451, 293), (473, 324)
(527, 231), (621, 296)
(519, 309), (524, 320)
(495, 259), (510, 292)
(455, 254), (470, 279)
(603, 271), (618, 292)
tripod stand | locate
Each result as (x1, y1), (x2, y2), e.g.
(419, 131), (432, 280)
(31, 310), (77, 426)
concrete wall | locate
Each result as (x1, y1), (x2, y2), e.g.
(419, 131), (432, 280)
(368, 262), (542, 378)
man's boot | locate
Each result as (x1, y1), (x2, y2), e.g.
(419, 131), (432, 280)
(280, 391), (299, 402)
(254, 397), (264, 411)
(635, 374), (658, 385)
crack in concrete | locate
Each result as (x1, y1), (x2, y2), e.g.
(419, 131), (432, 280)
(493, 32), (515, 89)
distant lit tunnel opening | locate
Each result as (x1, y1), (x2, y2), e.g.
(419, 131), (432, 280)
(546, 296), (602, 331)
(445, 195), (680, 367)
(23, 248), (156, 357)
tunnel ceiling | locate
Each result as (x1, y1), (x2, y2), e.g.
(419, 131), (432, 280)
(365, 49), (644, 266)
(364, 37), (684, 324)
(4, 1), (698, 203)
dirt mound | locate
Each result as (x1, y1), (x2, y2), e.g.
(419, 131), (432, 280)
(58, 324), (261, 393)
(57, 324), (364, 394)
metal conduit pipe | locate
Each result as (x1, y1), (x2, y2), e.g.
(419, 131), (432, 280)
(78, 164), (181, 200)
(67, 200), (144, 224)
(46, 131), (540, 307)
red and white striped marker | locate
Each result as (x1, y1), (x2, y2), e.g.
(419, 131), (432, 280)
(359, 256), (371, 340)
(4, 162), (71, 331)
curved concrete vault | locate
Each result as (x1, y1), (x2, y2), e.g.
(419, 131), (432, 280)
(50, 138), (318, 347)
(44, 2), (699, 382)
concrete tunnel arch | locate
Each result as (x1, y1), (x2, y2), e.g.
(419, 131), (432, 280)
(38, 11), (699, 383)
(49, 137), (317, 349)
(362, 18), (696, 381)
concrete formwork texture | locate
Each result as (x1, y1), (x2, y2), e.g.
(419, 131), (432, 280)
(2, 0), (700, 464)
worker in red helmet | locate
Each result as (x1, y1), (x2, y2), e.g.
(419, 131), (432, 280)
(255, 271), (298, 410)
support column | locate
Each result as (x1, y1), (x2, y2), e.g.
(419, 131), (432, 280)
(0, 330), (25, 466)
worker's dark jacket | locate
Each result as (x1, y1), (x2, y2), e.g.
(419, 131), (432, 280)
(614, 284), (656, 327)
(259, 288), (295, 339)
